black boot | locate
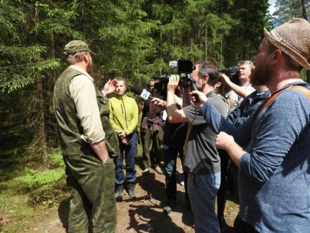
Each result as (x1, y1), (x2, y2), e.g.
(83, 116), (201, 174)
(163, 199), (176, 215)
(116, 184), (124, 202)
(127, 183), (136, 199)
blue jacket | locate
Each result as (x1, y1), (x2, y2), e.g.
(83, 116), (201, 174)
(227, 90), (270, 126)
(200, 82), (310, 233)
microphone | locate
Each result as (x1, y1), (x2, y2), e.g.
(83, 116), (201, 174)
(131, 86), (153, 100)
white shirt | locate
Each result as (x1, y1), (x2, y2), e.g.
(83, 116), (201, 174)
(69, 65), (105, 143)
(225, 83), (255, 103)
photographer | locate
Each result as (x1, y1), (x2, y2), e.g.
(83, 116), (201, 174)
(140, 78), (164, 175)
(166, 60), (227, 233)
(225, 61), (255, 106)
(151, 86), (190, 215)
(190, 18), (310, 233)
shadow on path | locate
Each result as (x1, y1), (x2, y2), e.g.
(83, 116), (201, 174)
(58, 197), (69, 233)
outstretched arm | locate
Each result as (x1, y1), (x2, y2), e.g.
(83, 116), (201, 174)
(222, 74), (253, 98)
(166, 75), (188, 123)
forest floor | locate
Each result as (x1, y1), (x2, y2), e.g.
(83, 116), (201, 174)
(0, 155), (239, 233)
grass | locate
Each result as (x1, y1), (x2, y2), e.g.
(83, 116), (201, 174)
(0, 166), (34, 232)
(0, 149), (69, 232)
(0, 168), (70, 232)
(0, 142), (143, 232)
(0, 142), (239, 232)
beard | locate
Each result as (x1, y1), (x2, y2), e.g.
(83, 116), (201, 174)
(251, 60), (272, 86)
(86, 61), (93, 74)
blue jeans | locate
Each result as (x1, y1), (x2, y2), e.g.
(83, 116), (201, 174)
(114, 132), (138, 185)
(164, 144), (188, 202)
(188, 172), (221, 233)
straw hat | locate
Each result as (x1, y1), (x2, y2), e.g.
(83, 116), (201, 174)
(264, 18), (310, 70)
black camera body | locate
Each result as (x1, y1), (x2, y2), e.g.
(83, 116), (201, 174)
(153, 59), (197, 99)
(169, 59), (195, 74)
(218, 66), (240, 85)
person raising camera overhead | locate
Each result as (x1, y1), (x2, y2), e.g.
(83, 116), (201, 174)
(224, 60), (256, 105)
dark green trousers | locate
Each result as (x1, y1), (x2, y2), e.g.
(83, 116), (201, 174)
(64, 155), (116, 233)
(141, 126), (163, 169)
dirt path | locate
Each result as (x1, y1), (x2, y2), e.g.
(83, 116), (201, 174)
(14, 157), (239, 233)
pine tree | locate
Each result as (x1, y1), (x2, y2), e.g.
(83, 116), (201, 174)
(272, 0), (309, 26)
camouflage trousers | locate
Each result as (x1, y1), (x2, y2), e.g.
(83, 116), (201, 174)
(141, 126), (164, 169)
(64, 155), (116, 233)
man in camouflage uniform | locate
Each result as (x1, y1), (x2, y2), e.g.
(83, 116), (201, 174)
(53, 40), (119, 233)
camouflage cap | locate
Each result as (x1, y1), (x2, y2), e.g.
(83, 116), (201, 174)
(63, 40), (95, 56)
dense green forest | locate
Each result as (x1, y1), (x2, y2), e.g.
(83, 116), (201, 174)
(0, 0), (309, 166)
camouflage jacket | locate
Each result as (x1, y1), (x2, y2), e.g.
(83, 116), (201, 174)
(53, 67), (119, 158)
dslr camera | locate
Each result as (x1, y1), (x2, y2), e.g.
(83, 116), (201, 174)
(153, 59), (197, 99)
(218, 66), (240, 85)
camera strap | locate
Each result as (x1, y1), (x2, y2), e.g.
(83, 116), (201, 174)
(259, 85), (310, 114)
(250, 85), (310, 126)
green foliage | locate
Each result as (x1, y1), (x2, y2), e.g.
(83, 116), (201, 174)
(31, 1), (81, 38)
(0, 0), (25, 42)
(301, 68), (308, 81)
(0, 57), (61, 93)
(15, 152), (65, 189)
(222, 0), (269, 65)
(272, 0), (305, 26)
(97, 0), (160, 82)
(16, 167), (65, 188)
(0, 0), (272, 165)
(27, 181), (68, 207)
(50, 153), (65, 167)
(1, 152), (68, 208)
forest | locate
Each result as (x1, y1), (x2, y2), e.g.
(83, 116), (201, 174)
(0, 0), (309, 231)
(1, 0), (269, 164)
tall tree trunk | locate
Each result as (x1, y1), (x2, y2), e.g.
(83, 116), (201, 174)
(50, 31), (55, 58)
(82, 4), (86, 38)
(220, 36), (223, 68)
(205, 27), (208, 61)
(33, 4), (47, 166)
(37, 74), (48, 166)
(300, 0), (310, 83)
(50, 31), (56, 83)
(301, 0), (308, 20)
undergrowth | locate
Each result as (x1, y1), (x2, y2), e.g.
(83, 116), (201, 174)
(15, 153), (67, 207)
(0, 152), (70, 232)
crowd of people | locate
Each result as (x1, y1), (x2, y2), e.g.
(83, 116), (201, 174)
(53, 17), (310, 233)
